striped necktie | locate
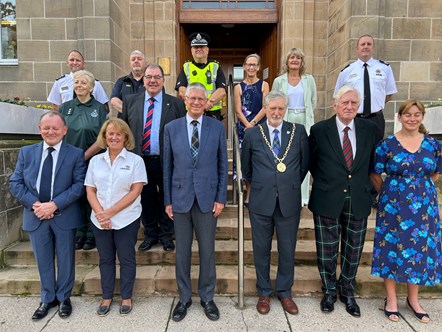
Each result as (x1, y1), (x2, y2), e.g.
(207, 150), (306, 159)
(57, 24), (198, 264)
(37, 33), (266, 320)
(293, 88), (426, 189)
(191, 120), (199, 164)
(142, 97), (155, 154)
(342, 126), (353, 170)
(272, 129), (280, 155)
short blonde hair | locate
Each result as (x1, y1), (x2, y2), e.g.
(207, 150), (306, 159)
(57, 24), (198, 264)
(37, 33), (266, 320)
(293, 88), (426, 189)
(73, 70), (95, 89)
(96, 118), (135, 150)
(282, 47), (306, 75)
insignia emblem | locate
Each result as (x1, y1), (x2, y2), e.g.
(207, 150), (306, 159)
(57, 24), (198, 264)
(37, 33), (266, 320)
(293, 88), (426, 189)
(375, 69), (383, 76)
(91, 109), (98, 117)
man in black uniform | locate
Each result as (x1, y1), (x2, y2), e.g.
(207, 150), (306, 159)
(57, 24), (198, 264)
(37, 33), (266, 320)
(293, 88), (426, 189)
(175, 32), (226, 120)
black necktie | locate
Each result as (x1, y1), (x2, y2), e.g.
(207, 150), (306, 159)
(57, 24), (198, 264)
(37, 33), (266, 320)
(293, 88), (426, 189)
(191, 120), (199, 163)
(363, 63), (371, 117)
(39, 147), (55, 202)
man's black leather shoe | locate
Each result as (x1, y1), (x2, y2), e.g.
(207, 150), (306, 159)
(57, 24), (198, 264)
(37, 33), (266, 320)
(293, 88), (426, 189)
(200, 300), (219, 321)
(161, 239), (175, 251)
(172, 300), (192, 322)
(83, 238), (96, 250)
(75, 236), (85, 250)
(32, 299), (59, 320)
(138, 239), (159, 252)
(59, 298), (72, 318)
(320, 294), (337, 313)
(339, 295), (361, 317)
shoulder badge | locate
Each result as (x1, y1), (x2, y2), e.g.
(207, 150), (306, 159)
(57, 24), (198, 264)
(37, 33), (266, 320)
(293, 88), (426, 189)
(340, 64), (350, 72)
(209, 59), (219, 64)
(379, 60), (390, 66)
(184, 60), (192, 64)
(55, 74), (66, 81)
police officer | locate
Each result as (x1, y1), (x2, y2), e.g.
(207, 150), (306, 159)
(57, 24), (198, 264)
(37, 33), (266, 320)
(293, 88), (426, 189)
(47, 50), (109, 112)
(334, 34), (397, 144)
(110, 50), (147, 113)
(175, 33), (226, 120)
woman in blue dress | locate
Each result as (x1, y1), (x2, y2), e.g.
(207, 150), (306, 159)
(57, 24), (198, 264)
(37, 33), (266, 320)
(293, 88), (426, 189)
(370, 99), (442, 323)
(234, 54), (269, 204)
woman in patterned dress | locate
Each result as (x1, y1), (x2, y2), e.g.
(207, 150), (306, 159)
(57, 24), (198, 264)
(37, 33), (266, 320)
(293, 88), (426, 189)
(370, 99), (442, 323)
(234, 54), (269, 204)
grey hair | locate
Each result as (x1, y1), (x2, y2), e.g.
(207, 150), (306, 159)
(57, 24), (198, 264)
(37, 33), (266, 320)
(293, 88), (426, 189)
(333, 85), (361, 104)
(73, 70), (95, 89)
(185, 82), (208, 98)
(264, 90), (288, 107)
(130, 50), (145, 58)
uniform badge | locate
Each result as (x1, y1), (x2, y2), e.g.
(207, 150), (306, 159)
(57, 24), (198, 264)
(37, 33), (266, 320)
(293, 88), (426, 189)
(91, 109), (98, 117)
(375, 69), (383, 76)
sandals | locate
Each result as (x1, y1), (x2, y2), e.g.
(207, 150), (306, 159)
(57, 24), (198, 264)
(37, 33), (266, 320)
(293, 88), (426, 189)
(407, 297), (430, 323)
(383, 298), (400, 322)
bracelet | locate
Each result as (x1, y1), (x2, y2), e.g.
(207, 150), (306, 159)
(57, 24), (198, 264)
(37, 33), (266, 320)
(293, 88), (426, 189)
(250, 120), (257, 126)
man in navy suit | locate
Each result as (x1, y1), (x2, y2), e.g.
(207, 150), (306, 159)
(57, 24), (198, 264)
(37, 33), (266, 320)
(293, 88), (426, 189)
(241, 90), (309, 315)
(163, 83), (228, 322)
(119, 63), (186, 252)
(9, 111), (86, 320)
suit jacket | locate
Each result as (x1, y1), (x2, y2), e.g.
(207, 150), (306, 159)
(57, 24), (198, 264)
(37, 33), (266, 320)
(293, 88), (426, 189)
(119, 90), (186, 156)
(308, 115), (376, 219)
(163, 116), (228, 214)
(241, 121), (309, 218)
(9, 141), (86, 232)
(271, 73), (317, 133)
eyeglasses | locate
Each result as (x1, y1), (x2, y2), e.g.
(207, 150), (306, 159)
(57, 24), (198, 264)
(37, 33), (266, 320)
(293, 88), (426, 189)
(144, 75), (163, 80)
(245, 63), (258, 68)
(186, 96), (207, 103)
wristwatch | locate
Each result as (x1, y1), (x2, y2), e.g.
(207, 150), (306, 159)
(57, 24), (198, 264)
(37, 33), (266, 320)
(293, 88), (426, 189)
(250, 119), (257, 126)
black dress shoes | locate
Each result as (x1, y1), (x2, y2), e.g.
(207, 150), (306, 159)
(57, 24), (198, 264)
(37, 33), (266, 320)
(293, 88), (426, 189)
(201, 300), (219, 321)
(75, 236), (85, 250)
(59, 298), (72, 318)
(172, 300), (192, 322)
(138, 239), (159, 252)
(82, 238), (96, 250)
(339, 295), (361, 317)
(32, 299), (59, 320)
(161, 239), (175, 251)
(320, 294), (337, 313)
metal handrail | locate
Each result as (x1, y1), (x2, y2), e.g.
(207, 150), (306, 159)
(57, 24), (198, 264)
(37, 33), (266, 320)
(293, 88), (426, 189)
(226, 74), (245, 309)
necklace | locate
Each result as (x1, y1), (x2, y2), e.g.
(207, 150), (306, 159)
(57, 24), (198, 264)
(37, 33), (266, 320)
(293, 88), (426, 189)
(258, 123), (296, 173)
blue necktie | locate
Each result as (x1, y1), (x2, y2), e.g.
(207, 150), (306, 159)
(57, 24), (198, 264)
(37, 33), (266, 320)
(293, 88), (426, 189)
(39, 147), (55, 202)
(272, 129), (280, 155)
(191, 120), (199, 164)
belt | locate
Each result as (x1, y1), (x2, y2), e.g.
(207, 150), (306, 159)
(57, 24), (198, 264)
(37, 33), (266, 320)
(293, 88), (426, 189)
(356, 110), (383, 118)
(142, 155), (160, 160)
(287, 108), (305, 114)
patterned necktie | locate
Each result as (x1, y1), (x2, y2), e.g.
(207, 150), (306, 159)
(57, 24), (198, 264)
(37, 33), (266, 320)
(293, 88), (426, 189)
(342, 126), (353, 170)
(363, 63), (371, 117)
(142, 97), (155, 155)
(272, 129), (280, 155)
(191, 120), (199, 163)
(39, 147), (55, 202)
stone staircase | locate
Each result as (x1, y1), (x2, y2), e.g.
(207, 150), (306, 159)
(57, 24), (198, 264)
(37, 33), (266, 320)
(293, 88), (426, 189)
(1, 149), (441, 299)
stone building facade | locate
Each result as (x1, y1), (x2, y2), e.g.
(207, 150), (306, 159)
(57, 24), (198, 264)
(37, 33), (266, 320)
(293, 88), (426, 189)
(0, 0), (441, 134)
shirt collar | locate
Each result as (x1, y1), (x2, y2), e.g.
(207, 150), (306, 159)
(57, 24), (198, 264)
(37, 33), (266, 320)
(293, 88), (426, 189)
(335, 117), (355, 132)
(145, 91), (163, 104)
(43, 140), (63, 153)
(266, 120), (283, 134)
(186, 113), (203, 125)
(357, 57), (374, 67)
(104, 147), (128, 162)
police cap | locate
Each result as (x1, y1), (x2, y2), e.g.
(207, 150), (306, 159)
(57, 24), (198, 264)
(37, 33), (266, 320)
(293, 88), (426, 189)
(189, 32), (210, 47)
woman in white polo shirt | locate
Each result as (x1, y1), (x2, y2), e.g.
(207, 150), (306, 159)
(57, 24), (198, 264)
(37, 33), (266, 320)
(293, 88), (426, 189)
(85, 118), (147, 316)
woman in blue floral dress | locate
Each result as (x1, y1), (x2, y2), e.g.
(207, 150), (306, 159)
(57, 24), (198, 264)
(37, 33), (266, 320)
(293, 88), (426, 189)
(370, 100), (442, 323)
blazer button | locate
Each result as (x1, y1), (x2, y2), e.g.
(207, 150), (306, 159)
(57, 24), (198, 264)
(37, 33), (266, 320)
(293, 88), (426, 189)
(348, 175), (352, 179)
(343, 189), (348, 193)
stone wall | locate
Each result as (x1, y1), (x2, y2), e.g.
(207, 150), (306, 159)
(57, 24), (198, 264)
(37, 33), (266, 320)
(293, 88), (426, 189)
(0, 142), (26, 254)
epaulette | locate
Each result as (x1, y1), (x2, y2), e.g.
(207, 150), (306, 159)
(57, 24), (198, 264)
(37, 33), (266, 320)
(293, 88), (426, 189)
(340, 64), (350, 72)
(95, 79), (100, 82)
(184, 60), (192, 64)
(208, 59), (219, 64)
(55, 74), (66, 81)
(378, 60), (390, 66)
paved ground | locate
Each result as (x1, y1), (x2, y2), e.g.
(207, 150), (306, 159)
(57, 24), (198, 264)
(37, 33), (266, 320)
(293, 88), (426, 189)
(1, 296), (441, 332)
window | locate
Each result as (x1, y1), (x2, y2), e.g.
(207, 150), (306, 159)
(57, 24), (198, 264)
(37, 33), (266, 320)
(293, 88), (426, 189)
(1, 0), (17, 64)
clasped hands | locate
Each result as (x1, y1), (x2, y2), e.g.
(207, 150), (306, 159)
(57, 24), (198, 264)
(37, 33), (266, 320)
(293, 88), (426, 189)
(33, 201), (57, 220)
(95, 210), (113, 230)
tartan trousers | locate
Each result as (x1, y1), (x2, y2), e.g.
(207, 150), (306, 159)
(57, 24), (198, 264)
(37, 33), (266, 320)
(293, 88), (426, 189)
(313, 195), (367, 297)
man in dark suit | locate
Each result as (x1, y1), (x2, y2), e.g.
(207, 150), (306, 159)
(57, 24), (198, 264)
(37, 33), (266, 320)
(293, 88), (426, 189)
(308, 86), (376, 317)
(119, 63), (186, 252)
(163, 83), (228, 322)
(241, 90), (309, 315)
(9, 111), (86, 320)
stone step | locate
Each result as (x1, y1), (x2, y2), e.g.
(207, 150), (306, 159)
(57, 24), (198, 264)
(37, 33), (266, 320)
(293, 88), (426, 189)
(4, 238), (377, 267)
(1, 264), (440, 298)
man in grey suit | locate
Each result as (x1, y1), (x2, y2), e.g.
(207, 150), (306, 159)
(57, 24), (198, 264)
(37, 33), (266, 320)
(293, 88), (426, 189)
(163, 83), (228, 322)
(119, 63), (186, 252)
(241, 90), (309, 315)
(309, 86), (376, 317)
(9, 111), (86, 320)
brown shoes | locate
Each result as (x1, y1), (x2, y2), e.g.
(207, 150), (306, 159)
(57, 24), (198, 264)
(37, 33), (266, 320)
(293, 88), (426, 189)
(279, 297), (299, 315)
(256, 296), (271, 314)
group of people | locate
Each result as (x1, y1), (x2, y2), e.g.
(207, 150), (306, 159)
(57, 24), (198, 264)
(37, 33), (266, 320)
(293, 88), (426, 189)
(8, 32), (442, 326)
